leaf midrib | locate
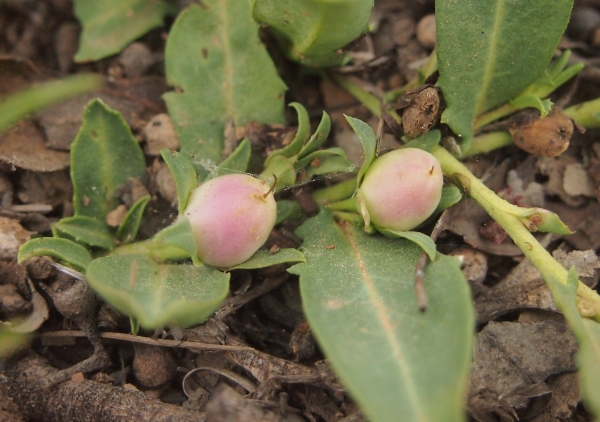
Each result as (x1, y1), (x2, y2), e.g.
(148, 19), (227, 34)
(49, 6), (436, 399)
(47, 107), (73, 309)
(342, 223), (427, 421)
(475, 0), (505, 115)
(218, 0), (234, 120)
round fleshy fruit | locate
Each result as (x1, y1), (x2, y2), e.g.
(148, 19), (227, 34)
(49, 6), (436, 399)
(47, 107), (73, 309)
(358, 148), (443, 232)
(184, 174), (277, 268)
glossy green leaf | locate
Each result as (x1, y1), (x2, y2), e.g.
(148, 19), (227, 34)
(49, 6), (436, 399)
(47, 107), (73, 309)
(433, 185), (463, 215)
(0, 74), (102, 134)
(18, 238), (93, 273)
(117, 194), (151, 244)
(289, 210), (474, 422)
(509, 94), (553, 118)
(401, 129), (441, 152)
(164, 3), (287, 177)
(266, 102), (311, 164)
(345, 115), (376, 187)
(74, 0), (174, 62)
(298, 111), (331, 159)
(377, 229), (437, 261)
(53, 216), (115, 250)
(436, 0), (573, 150)
(86, 254), (230, 328)
(252, 0), (374, 67)
(162, 149), (198, 215)
(228, 248), (305, 270)
(71, 99), (146, 221)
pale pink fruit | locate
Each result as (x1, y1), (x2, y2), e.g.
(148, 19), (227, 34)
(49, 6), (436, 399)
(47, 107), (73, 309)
(184, 174), (277, 268)
(359, 148), (443, 231)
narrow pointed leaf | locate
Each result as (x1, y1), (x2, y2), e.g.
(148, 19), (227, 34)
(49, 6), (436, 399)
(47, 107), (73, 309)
(345, 115), (376, 186)
(18, 238), (93, 273)
(53, 216), (115, 250)
(436, 0), (573, 150)
(295, 147), (348, 169)
(164, 3), (286, 176)
(298, 111), (331, 159)
(86, 254), (229, 328)
(117, 194), (151, 244)
(289, 210), (474, 422)
(306, 155), (356, 179)
(228, 248), (305, 270)
(266, 102), (311, 164)
(74, 0), (174, 62)
(71, 99), (146, 220)
(161, 149), (198, 215)
(217, 138), (251, 176)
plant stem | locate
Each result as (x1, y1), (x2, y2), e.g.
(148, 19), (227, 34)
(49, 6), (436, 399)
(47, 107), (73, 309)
(312, 177), (357, 204)
(432, 146), (600, 320)
(330, 74), (382, 118)
(325, 197), (358, 212)
(462, 131), (514, 158)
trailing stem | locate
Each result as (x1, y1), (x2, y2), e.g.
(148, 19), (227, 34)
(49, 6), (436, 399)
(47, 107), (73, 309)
(432, 146), (600, 321)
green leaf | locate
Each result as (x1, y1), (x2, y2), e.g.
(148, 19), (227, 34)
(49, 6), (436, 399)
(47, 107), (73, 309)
(305, 155), (356, 179)
(509, 94), (553, 118)
(71, 99), (146, 221)
(517, 208), (573, 235)
(433, 185), (463, 215)
(0, 74), (103, 134)
(276, 199), (304, 224)
(298, 111), (331, 158)
(252, 0), (374, 67)
(74, 0), (175, 62)
(18, 238), (93, 273)
(53, 216), (115, 250)
(117, 194), (151, 244)
(289, 210), (474, 422)
(266, 102), (311, 164)
(164, 3), (287, 177)
(85, 254), (230, 328)
(153, 218), (201, 266)
(401, 129), (441, 152)
(436, 0), (573, 150)
(345, 115), (376, 187)
(216, 138), (252, 177)
(295, 147), (348, 170)
(543, 269), (600, 419)
(261, 155), (297, 190)
(228, 248), (305, 270)
(161, 149), (198, 215)
(377, 229), (437, 261)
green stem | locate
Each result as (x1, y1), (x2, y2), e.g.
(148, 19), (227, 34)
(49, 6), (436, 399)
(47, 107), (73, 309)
(462, 131), (514, 158)
(473, 103), (517, 130)
(330, 74), (382, 118)
(432, 146), (600, 320)
(325, 197), (358, 212)
(312, 177), (357, 204)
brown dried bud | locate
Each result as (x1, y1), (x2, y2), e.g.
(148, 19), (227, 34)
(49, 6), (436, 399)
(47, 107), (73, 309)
(397, 85), (441, 138)
(509, 108), (573, 157)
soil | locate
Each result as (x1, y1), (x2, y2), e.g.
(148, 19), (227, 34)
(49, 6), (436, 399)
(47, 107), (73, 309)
(1, 0), (600, 421)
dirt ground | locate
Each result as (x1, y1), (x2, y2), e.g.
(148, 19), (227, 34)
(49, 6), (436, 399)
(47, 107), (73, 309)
(1, 0), (600, 421)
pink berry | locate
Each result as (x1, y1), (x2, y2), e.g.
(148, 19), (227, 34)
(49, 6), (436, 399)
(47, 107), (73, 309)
(358, 148), (443, 231)
(184, 174), (277, 268)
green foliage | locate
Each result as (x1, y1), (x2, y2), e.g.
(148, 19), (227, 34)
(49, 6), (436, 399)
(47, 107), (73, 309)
(71, 99), (146, 221)
(85, 254), (230, 329)
(161, 150), (197, 215)
(252, 0), (374, 67)
(18, 238), (93, 273)
(228, 248), (305, 270)
(117, 195), (151, 244)
(74, 0), (175, 62)
(344, 115), (376, 186)
(290, 210), (474, 422)
(0, 74), (103, 134)
(53, 216), (115, 250)
(164, 3), (287, 177)
(216, 139), (252, 176)
(436, 0), (573, 150)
